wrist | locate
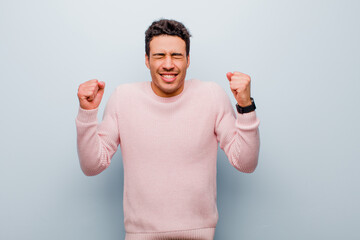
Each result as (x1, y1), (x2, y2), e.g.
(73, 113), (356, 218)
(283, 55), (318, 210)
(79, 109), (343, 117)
(237, 99), (252, 107)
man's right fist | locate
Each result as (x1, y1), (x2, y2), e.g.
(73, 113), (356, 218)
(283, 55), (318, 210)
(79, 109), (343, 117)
(77, 79), (105, 110)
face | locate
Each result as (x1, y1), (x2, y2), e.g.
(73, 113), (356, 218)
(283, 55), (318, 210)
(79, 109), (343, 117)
(145, 35), (190, 97)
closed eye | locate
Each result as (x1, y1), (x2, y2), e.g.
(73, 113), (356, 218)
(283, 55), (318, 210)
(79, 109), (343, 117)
(171, 53), (183, 57)
(152, 53), (165, 59)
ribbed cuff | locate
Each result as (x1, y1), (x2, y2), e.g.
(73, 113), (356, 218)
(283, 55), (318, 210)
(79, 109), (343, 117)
(235, 111), (260, 130)
(76, 107), (98, 123)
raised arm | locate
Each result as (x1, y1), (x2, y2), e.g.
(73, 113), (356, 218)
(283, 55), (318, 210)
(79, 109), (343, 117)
(75, 79), (120, 176)
(214, 72), (260, 173)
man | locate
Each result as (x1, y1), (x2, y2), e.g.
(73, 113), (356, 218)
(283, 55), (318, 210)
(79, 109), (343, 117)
(76, 19), (260, 240)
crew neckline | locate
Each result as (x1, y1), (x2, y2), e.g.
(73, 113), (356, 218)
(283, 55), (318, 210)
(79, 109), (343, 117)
(145, 79), (193, 103)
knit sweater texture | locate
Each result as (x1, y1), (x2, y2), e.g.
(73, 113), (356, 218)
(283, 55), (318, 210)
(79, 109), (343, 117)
(75, 79), (260, 240)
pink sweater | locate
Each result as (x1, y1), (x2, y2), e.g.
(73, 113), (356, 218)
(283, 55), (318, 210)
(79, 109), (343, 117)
(75, 79), (260, 240)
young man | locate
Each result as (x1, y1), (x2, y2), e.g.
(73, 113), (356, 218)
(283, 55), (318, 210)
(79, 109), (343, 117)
(76, 19), (260, 240)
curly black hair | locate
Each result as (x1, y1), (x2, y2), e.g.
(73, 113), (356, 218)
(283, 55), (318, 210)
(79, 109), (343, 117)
(145, 19), (191, 56)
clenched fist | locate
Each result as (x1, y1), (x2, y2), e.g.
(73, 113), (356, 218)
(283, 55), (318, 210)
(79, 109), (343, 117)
(226, 72), (252, 107)
(77, 79), (105, 110)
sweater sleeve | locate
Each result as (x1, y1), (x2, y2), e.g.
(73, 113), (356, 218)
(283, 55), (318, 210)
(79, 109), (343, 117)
(212, 82), (260, 173)
(75, 88), (121, 176)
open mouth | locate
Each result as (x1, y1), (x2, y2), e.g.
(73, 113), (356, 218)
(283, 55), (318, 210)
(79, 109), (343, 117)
(160, 73), (178, 82)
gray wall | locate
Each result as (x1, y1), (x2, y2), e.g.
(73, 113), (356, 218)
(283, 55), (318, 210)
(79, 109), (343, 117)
(1, 0), (359, 239)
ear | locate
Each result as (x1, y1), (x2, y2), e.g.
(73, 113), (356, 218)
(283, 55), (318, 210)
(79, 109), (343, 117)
(145, 54), (150, 69)
(186, 54), (190, 68)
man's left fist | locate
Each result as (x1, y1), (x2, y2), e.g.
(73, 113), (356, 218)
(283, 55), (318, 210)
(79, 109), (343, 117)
(226, 71), (252, 107)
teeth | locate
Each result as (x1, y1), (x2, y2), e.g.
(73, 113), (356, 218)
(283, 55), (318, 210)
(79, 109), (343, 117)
(162, 75), (175, 79)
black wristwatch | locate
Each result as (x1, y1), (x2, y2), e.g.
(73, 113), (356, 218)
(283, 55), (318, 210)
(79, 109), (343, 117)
(236, 97), (256, 114)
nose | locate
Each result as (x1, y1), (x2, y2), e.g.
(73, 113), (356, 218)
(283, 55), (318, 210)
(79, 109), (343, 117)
(162, 56), (174, 70)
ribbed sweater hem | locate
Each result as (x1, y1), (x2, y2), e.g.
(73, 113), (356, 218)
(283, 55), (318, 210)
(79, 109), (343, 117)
(125, 227), (215, 240)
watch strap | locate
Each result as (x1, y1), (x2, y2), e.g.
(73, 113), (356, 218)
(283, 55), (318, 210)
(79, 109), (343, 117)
(236, 97), (256, 114)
